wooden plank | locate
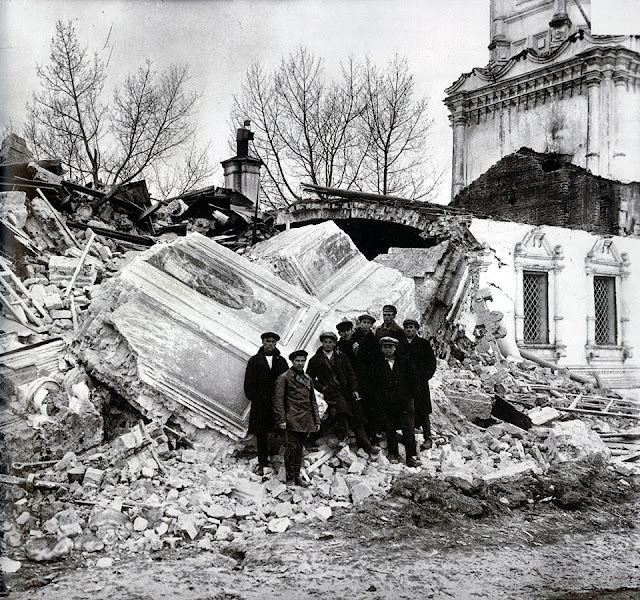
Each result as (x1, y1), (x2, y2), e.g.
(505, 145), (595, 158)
(64, 230), (96, 297)
(557, 407), (640, 420)
(35, 188), (80, 249)
(0, 276), (41, 325)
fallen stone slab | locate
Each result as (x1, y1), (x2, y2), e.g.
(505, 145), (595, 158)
(444, 391), (493, 421)
(248, 221), (418, 323)
(528, 406), (562, 426)
(74, 233), (326, 444)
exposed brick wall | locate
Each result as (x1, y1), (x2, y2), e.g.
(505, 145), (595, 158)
(451, 148), (640, 236)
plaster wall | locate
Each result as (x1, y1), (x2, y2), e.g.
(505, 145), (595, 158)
(468, 218), (640, 387)
(465, 92), (587, 186)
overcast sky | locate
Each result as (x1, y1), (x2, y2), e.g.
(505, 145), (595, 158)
(2, 0), (493, 204)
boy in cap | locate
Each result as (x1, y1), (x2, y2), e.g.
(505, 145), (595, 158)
(373, 336), (420, 468)
(398, 319), (437, 450)
(307, 331), (379, 455)
(352, 314), (383, 442)
(273, 350), (320, 486)
(375, 305), (406, 343)
(244, 332), (289, 475)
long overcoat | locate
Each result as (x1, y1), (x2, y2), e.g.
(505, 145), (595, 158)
(272, 368), (320, 433)
(306, 347), (358, 415)
(371, 354), (419, 418)
(244, 347), (289, 434)
(397, 336), (436, 413)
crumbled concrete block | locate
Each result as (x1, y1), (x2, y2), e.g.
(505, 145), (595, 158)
(156, 522), (169, 536)
(204, 504), (234, 520)
(29, 284), (47, 305)
(16, 512), (31, 526)
(96, 557), (113, 568)
(214, 524), (233, 541)
(314, 506), (332, 521)
(267, 517), (290, 533)
(330, 474), (350, 500)
(543, 420), (611, 464)
(177, 513), (200, 540)
(320, 464), (334, 479)
(59, 521), (83, 537)
(50, 309), (72, 320)
(133, 517), (148, 532)
(181, 449), (216, 465)
(348, 460), (367, 475)
(82, 467), (105, 488)
(350, 482), (373, 503)
(44, 293), (64, 310)
(274, 502), (294, 518)
(481, 459), (541, 481)
(231, 479), (265, 504)
(337, 446), (357, 466)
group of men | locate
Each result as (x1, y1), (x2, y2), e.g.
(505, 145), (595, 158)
(243, 304), (437, 486)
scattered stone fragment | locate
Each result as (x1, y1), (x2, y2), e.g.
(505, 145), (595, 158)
(267, 517), (291, 533)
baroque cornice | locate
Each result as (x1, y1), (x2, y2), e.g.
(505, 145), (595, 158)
(445, 30), (638, 99)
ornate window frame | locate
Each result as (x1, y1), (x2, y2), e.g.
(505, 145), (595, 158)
(514, 228), (566, 361)
(585, 237), (632, 363)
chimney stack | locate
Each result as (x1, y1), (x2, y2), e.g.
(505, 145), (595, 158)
(221, 120), (263, 206)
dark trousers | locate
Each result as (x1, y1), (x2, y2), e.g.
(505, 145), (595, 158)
(415, 404), (432, 439)
(385, 400), (417, 459)
(285, 430), (308, 481)
(256, 432), (269, 466)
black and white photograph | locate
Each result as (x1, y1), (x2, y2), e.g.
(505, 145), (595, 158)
(1, 0), (640, 598)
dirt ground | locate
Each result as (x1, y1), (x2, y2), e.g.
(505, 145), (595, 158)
(6, 459), (640, 600)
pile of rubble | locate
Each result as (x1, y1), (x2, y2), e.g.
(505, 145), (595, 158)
(1, 133), (639, 578)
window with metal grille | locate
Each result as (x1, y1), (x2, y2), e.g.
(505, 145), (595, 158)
(594, 276), (617, 345)
(523, 271), (549, 343)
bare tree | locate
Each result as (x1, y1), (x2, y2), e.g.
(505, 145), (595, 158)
(150, 140), (216, 200)
(24, 20), (208, 192)
(231, 48), (440, 207)
(361, 54), (440, 199)
(232, 48), (367, 208)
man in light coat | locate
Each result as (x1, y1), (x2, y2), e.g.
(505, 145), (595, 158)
(273, 350), (320, 487)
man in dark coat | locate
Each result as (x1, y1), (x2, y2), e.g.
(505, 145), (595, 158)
(336, 320), (356, 365)
(273, 350), (320, 486)
(307, 331), (378, 455)
(244, 331), (289, 474)
(375, 304), (406, 343)
(398, 319), (437, 450)
(373, 336), (420, 468)
(351, 314), (383, 442)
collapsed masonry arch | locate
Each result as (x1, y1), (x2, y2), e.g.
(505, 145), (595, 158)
(274, 197), (455, 259)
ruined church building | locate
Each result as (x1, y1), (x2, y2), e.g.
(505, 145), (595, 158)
(281, 0), (640, 391)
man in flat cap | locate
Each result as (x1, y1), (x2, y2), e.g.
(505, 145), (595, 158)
(398, 319), (437, 450)
(373, 336), (420, 468)
(351, 314), (383, 443)
(244, 332), (289, 475)
(375, 305), (406, 343)
(273, 350), (320, 486)
(307, 331), (379, 455)
(336, 320), (356, 365)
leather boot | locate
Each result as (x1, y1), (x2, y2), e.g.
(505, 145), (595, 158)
(355, 426), (380, 456)
(421, 415), (433, 450)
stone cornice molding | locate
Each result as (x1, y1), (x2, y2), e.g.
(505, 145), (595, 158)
(445, 31), (637, 99)
(445, 45), (640, 120)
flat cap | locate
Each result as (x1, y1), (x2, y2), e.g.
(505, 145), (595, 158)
(288, 349), (308, 361)
(260, 331), (281, 341)
(336, 321), (354, 332)
(358, 314), (376, 323)
(402, 319), (420, 329)
(382, 305), (398, 314)
(319, 331), (338, 342)
(379, 336), (399, 346)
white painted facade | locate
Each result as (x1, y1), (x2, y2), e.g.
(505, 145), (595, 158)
(469, 218), (640, 388)
(445, 0), (640, 197)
